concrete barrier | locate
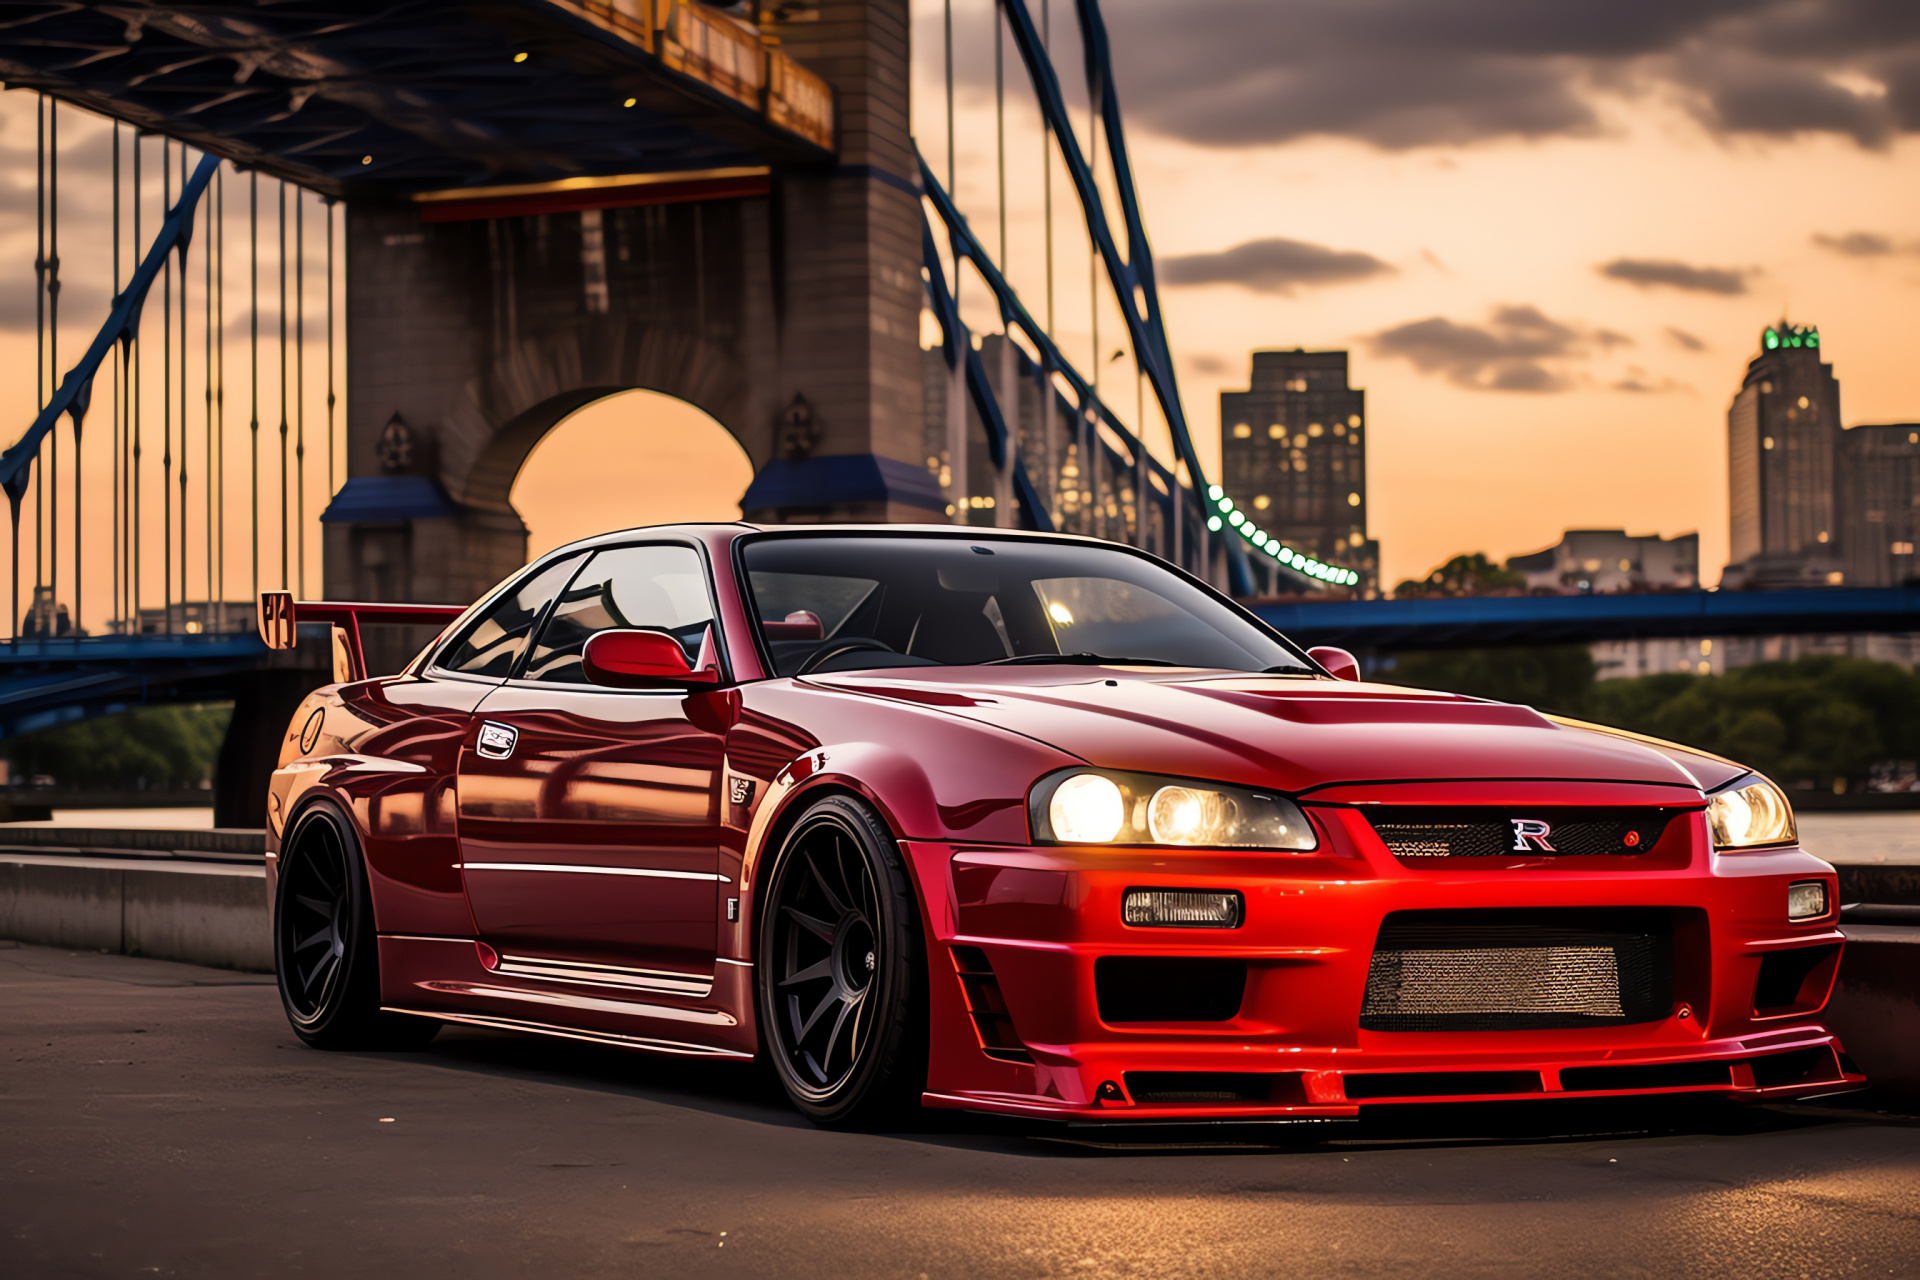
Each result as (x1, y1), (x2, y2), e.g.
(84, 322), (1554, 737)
(1838, 865), (1920, 906)
(0, 854), (271, 972)
(1829, 926), (1920, 1109)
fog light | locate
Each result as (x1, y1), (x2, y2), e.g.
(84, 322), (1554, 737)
(1787, 880), (1828, 921)
(1123, 888), (1243, 928)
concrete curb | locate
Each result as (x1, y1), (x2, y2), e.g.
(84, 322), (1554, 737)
(0, 854), (271, 972)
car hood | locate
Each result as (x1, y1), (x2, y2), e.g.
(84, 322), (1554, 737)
(805, 667), (1715, 796)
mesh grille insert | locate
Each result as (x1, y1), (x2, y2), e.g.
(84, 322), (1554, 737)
(1361, 909), (1673, 1032)
(1367, 808), (1680, 861)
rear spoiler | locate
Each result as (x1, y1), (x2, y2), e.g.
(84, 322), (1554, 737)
(257, 591), (468, 683)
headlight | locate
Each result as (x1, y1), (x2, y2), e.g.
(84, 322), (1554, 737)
(1032, 769), (1317, 850)
(1706, 774), (1796, 849)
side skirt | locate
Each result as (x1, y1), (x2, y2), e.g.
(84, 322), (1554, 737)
(382, 1006), (755, 1059)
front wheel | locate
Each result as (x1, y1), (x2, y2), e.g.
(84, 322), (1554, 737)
(274, 802), (438, 1051)
(757, 794), (926, 1127)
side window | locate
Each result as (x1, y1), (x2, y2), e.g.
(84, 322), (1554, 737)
(436, 553), (587, 678)
(523, 544), (716, 684)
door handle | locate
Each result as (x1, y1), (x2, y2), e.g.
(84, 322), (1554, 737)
(476, 721), (518, 760)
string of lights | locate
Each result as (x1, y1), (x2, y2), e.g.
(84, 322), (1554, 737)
(1205, 486), (1361, 587)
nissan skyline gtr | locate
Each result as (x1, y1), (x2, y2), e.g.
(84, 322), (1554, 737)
(261, 524), (1863, 1127)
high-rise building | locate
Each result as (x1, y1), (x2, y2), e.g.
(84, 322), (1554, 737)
(1837, 424), (1920, 588)
(1219, 350), (1377, 595)
(1725, 321), (1842, 586)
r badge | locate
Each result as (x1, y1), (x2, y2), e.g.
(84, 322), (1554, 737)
(476, 721), (518, 760)
(1510, 818), (1556, 852)
(729, 776), (756, 806)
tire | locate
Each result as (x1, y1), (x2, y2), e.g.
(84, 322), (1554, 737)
(757, 794), (927, 1127)
(274, 802), (439, 1051)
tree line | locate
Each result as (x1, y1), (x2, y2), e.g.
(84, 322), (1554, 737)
(1384, 649), (1917, 791)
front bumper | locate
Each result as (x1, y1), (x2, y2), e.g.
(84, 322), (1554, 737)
(903, 808), (1864, 1121)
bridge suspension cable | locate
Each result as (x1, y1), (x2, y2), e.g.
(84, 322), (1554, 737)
(4, 96), (344, 646)
(923, 0), (1359, 594)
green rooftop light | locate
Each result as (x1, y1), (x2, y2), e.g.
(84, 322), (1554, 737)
(1764, 322), (1819, 354)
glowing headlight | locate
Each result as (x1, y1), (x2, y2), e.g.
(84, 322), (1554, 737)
(1707, 774), (1796, 849)
(1032, 769), (1316, 850)
(1048, 772), (1127, 843)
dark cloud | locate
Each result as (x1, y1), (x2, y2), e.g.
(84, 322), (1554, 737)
(0, 279), (110, 334)
(1598, 257), (1752, 294)
(1813, 230), (1907, 256)
(1365, 304), (1602, 392)
(1666, 326), (1709, 351)
(961, 1), (1920, 150)
(1160, 237), (1393, 294)
(1184, 352), (1231, 376)
(1613, 367), (1688, 393)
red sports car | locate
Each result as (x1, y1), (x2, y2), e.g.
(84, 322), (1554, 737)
(263, 525), (1862, 1126)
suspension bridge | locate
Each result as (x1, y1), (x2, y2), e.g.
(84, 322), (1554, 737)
(0, 1), (1914, 824)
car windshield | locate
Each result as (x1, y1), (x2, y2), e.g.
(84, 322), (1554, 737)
(741, 534), (1315, 677)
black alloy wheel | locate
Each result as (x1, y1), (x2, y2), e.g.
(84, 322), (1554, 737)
(758, 794), (926, 1127)
(274, 803), (437, 1050)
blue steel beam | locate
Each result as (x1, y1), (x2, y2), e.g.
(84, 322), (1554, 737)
(919, 217), (1053, 532)
(922, 151), (1201, 540)
(1252, 589), (1920, 652)
(1, 151), (219, 510)
(0, 632), (278, 738)
(998, 0), (1253, 595)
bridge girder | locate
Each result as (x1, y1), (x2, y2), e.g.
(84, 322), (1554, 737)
(0, 1), (830, 196)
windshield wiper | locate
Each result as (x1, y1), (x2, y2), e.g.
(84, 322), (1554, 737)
(983, 652), (1185, 667)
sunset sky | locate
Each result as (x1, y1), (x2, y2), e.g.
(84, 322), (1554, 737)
(6, 1), (1920, 625)
(916, 0), (1920, 590)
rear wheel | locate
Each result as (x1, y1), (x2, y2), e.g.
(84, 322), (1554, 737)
(758, 794), (926, 1127)
(274, 803), (438, 1050)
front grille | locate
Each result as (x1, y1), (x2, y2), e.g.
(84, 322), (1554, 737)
(1367, 807), (1680, 860)
(1361, 909), (1673, 1031)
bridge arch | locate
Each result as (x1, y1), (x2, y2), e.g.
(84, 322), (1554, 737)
(330, 188), (931, 609)
(506, 389), (755, 558)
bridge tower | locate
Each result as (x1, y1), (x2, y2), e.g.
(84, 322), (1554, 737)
(327, 2), (928, 606)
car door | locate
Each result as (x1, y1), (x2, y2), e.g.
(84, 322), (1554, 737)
(457, 541), (726, 983)
(347, 551), (588, 926)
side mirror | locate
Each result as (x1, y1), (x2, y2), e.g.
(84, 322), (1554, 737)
(582, 628), (720, 689)
(1308, 645), (1362, 682)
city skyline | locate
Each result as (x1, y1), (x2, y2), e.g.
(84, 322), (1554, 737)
(915, 0), (1920, 590)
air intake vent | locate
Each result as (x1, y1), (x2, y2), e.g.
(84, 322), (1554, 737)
(950, 945), (1031, 1063)
(1367, 808), (1680, 861)
(1095, 956), (1247, 1024)
(1361, 909), (1673, 1031)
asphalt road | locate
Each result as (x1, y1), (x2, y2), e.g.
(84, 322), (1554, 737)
(4, 943), (1920, 1280)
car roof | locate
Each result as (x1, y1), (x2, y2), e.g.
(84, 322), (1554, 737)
(535, 522), (1121, 559)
